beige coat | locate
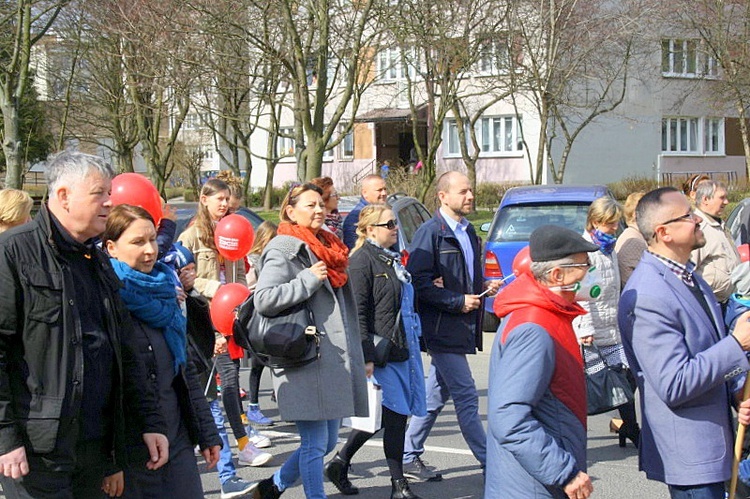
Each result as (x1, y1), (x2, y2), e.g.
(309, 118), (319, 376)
(615, 226), (648, 288)
(177, 225), (247, 299)
(691, 208), (740, 303)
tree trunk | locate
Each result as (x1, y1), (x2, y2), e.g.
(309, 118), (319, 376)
(2, 99), (22, 188)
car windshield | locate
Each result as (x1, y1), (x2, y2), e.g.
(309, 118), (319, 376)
(488, 203), (591, 242)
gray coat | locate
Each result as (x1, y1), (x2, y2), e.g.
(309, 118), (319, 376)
(253, 235), (368, 421)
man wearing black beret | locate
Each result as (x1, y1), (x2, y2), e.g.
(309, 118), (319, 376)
(485, 224), (597, 499)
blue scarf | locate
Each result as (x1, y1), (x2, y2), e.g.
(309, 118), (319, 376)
(111, 259), (187, 375)
(589, 229), (617, 256)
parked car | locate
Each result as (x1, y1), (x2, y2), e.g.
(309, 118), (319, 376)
(727, 197), (750, 247)
(479, 184), (612, 331)
(388, 193), (431, 256)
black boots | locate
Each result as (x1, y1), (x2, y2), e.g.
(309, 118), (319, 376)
(391, 478), (421, 499)
(252, 477), (283, 499)
(618, 423), (640, 448)
(325, 454), (359, 495)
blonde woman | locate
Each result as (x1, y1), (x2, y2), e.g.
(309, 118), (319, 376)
(573, 196), (639, 448)
(326, 204), (426, 499)
(0, 188), (33, 233)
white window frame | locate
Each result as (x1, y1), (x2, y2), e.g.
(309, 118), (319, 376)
(377, 46), (418, 83)
(443, 116), (523, 158)
(477, 39), (510, 76)
(661, 39), (719, 79)
(341, 125), (354, 159)
(661, 117), (724, 155)
(277, 127), (296, 159)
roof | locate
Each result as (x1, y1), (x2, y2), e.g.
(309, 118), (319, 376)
(354, 104), (428, 123)
(501, 185), (610, 207)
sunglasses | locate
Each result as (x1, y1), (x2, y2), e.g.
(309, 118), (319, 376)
(372, 219), (398, 230)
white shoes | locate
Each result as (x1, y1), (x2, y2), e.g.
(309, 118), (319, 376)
(238, 444), (272, 467)
(247, 426), (272, 449)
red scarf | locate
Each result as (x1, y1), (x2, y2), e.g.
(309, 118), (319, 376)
(277, 222), (349, 288)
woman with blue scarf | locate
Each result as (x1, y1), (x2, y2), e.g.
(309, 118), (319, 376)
(573, 196), (640, 448)
(325, 204), (427, 499)
(103, 205), (222, 498)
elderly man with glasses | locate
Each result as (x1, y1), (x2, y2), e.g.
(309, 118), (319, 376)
(486, 224), (599, 499)
(619, 186), (750, 499)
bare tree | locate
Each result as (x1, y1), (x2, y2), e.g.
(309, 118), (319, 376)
(0, 0), (67, 187)
(509, 0), (639, 184)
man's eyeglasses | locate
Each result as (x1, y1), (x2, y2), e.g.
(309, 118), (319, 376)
(372, 219), (398, 230)
(558, 260), (592, 269)
(658, 211), (698, 226)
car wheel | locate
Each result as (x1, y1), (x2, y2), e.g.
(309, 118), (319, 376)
(483, 311), (500, 332)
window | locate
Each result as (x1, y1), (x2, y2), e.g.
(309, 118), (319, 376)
(183, 113), (207, 131)
(277, 127), (295, 157)
(444, 116), (523, 157)
(377, 46), (418, 82)
(478, 39), (509, 75)
(342, 126), (354, 158)
(661, 117), (724, 155)
(661, 39), (718, 78)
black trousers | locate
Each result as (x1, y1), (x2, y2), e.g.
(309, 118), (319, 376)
(0, 439), (112, 499)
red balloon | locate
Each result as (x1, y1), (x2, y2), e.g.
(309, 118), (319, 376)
(210, 283), (251, 336)
(512, 246), (532, 277)
(215, 214), (255, 261)
(740, 244), (750, 263)
(110, 173), (163, 224)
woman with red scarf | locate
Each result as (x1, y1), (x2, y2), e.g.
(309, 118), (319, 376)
(251, 183), (368, 499)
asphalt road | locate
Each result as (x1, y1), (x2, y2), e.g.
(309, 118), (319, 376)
(197, 332), (670, 499)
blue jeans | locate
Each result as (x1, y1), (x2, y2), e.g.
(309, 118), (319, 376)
(210, 399), (236, 485)
(668, 483), (725, 499)
(403, 352), (486, 466)
(274, 419), (340, 499)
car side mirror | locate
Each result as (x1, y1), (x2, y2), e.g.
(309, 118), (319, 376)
(480, 222), (491, 233)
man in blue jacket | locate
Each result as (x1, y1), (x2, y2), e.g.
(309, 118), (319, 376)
(619, 187), (750, 499)
(402, 171), (499, 481)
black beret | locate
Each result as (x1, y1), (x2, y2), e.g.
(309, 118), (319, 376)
(529, 225), (599, 262)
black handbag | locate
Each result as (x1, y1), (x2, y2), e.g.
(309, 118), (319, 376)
(371, 310), (409, 367)
(233, 292), (320, 369)
(583, 345), (634, 416)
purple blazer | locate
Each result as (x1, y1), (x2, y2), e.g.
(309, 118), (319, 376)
(618, 252), (749, 486)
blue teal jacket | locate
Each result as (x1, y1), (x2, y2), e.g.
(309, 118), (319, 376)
(405, 210), (484, 353)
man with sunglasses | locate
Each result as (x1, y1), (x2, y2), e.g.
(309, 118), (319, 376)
(401, 171), (500, 482)
(619, 186), (750, 499)
(690, 180), (740, 306)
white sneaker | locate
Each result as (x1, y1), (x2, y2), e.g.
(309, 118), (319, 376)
(247, 426), (272, 449)
(238, 444), (272, 467)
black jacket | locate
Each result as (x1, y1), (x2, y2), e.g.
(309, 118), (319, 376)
(122, 318), (220, 465)
(349, 242), (409, 363)
(406, 210), (484, 354)
(0, 205), (162, 472)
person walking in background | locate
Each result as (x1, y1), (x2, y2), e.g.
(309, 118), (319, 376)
(245, 221), (278, 427)
(615, 192), (647, 288)
(691, 180), (740, 307)
(311, 177), (343, 240)
(103, 205), (222, 498)
(326, 205), (427, 499)
(251, 183), (368, 499)
(487, 225), (597, 499)
(401, 171), (500, 481)
(0, 189), (32, 234)
(178, 179), (272, 470)
(619, 187), (750, 499)
(0, 151), (169, 497)
(573, 196), (639, 448)
(342, 174), (388, 249)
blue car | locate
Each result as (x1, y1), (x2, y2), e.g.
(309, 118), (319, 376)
(479, 184), (612, 331)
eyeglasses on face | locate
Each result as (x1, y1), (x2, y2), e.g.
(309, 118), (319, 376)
(372, 219), (398, 230)
(558, 260), (592, 269)
(323, 192), (339, 202)
(659, 211), (698, 226)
